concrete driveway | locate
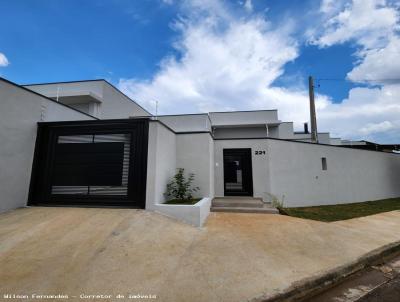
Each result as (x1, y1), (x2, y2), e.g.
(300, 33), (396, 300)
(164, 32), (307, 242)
(1, 207), (400, 302)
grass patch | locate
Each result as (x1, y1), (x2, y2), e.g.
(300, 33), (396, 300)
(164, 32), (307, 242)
(163, 198), (201, 205)
(281, 197), (400, 222)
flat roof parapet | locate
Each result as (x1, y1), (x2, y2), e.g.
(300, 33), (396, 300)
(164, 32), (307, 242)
(209, 110), (280, 127)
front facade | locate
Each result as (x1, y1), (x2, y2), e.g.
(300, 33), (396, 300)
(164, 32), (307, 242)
(1, 77), (400, 219)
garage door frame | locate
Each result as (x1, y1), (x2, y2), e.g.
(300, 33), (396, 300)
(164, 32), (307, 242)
(28, 118), (149, 208)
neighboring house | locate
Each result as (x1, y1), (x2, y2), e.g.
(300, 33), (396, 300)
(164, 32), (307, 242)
(1, 77), (400, 218)
(24, 80), (151, 119)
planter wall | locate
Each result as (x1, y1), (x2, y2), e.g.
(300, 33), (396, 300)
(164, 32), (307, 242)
(154, 197), (211, 227)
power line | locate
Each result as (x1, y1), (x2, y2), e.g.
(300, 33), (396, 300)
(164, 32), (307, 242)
(315, 78), (400, 82)
(314, 77), (400, 88)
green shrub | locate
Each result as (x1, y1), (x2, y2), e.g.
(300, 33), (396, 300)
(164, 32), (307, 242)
(264, 192), (285, 209)
(271, 194), (285, 209)
(165, 168), (200, 201)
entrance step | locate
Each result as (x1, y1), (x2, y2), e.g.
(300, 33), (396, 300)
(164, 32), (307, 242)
(211, 206), (279, 214)
(211, 197), (279, 214)
(212, 197), (264, 208)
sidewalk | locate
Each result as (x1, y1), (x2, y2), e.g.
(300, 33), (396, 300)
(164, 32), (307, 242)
(305, 253), (400, 301)
(1, 207), (400, 301)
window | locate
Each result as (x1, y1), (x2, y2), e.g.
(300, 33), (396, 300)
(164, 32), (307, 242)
(321, 157), (327, 170)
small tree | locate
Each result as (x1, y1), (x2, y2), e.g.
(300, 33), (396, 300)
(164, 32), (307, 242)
(165, 168), (200, 201)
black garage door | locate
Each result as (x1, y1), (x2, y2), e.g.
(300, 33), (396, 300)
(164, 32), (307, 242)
(28, 119), (148, 208)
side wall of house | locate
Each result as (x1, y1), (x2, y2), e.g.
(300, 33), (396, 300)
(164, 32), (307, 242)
(0, 80), (94, 213)
(145, 121), (177, 210)
(268, 139), (400, 207)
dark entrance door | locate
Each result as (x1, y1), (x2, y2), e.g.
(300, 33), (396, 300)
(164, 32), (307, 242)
(28, 119), (149, 208)
(223, 148), (253, 196)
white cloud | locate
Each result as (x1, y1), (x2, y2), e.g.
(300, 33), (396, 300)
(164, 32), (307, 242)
(119, 2), (300, 115)
(347, 36), (400, 84)
(310, 0), (400, 142)
(320, 0), (347, 15)
(119, 0), (400, 143)
(311, 0), (399, 49)
(317, 85), (400, 141)
(360, 121), (395, 135)
(0, 53), (9, 67)
(244, 0), (253, 13)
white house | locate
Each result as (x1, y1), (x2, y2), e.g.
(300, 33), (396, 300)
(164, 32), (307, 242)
(1, 77), (399, 225)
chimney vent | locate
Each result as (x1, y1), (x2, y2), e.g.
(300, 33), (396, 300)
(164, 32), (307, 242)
(304, 123), (309, 134)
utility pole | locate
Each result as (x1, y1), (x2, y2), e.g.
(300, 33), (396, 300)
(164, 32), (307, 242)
(308, 76), (318, 143)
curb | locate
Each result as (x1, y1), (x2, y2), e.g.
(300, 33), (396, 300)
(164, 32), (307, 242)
(250, 240), (400, 302)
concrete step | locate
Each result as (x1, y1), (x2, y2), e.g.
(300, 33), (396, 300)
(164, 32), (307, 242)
(212, 198), (264, 208)
(211, 205), (279, 214)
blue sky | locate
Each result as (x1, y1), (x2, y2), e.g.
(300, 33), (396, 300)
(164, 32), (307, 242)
(0, 0), (356, 101)
(0, 0), (399, 143)
(0, 0), (178, 82)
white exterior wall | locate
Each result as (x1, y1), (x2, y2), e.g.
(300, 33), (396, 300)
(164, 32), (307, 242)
(25, 81), (104, 100)
(292, 132), (331, 144)
(318, 133), (331, 144)
(214, 140), (271, 201)
(158, 114), (211, 132)
(145, 121), (177, 210)
(145, 124), (215, 210)
(213, 125), (281, 139)
(101, 82), (150, 118)
(153, 197), (211, 227)
(268, 126), (280, 138)
(176, 133), (214, 199)
(41, 101), (94, 122)
(213, 127), (268, 139)
(277, 122), (294, 139)
(210, 110), (279, 126)
(267, 139), (400, 207)
(0, 79), (94, 213)
(146, 122), (213, 226)
(213, 138), (400, 207)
